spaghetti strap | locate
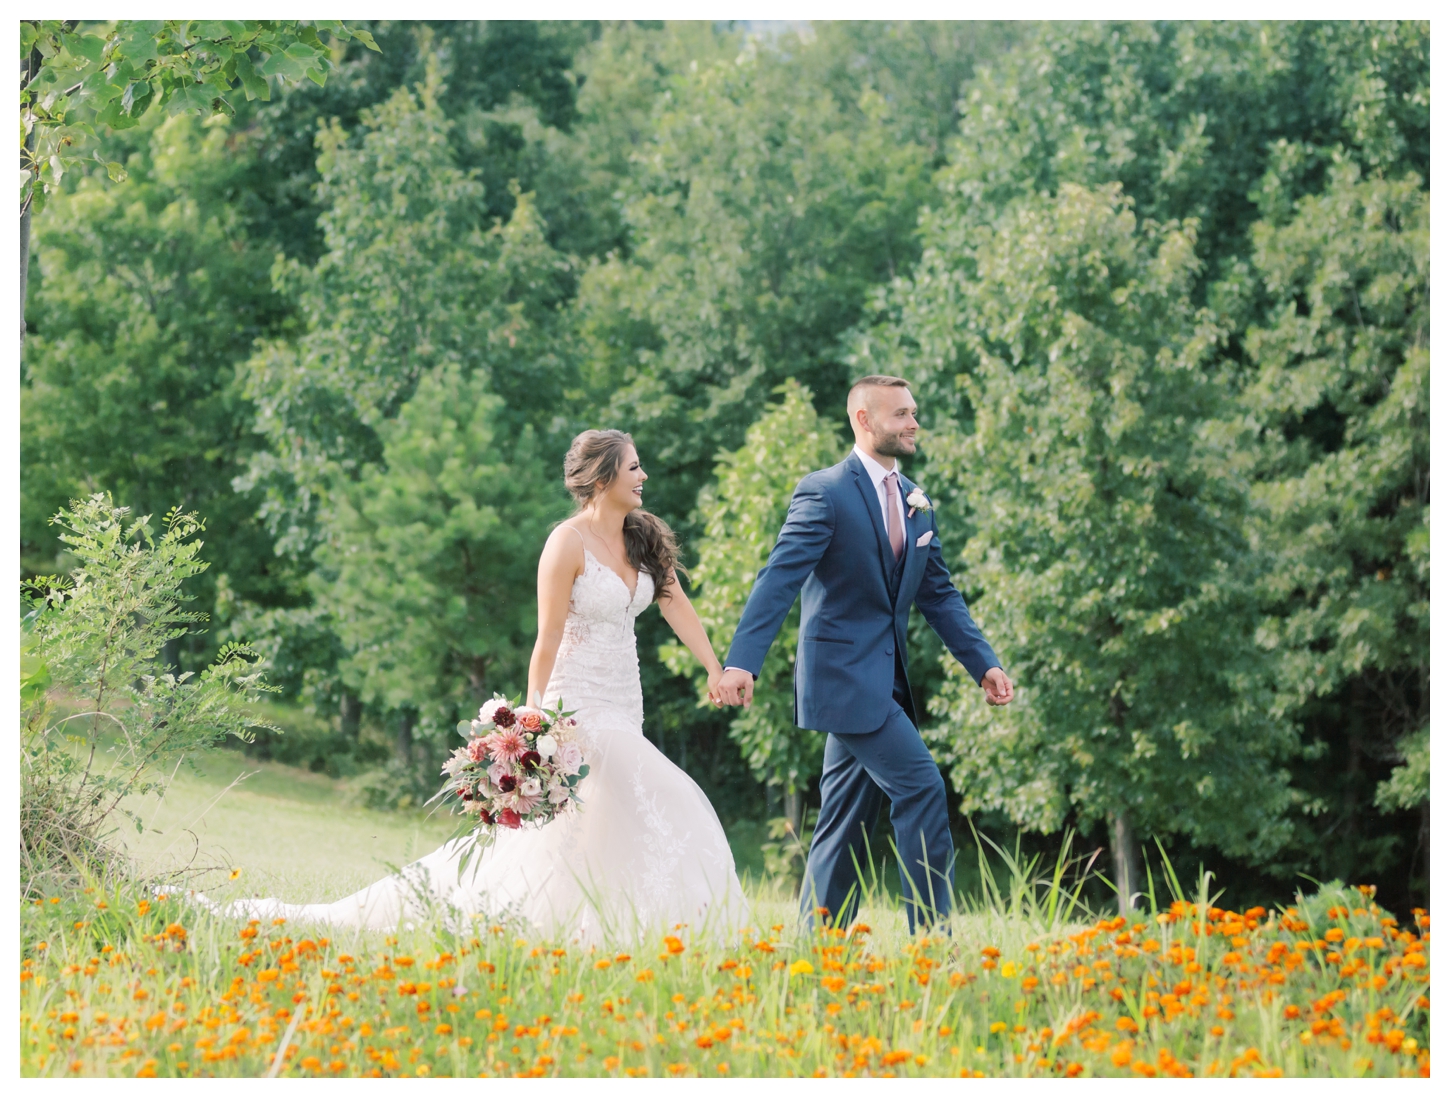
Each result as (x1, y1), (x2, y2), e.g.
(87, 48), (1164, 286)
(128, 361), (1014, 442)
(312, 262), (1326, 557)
(560, 524), (587, 550)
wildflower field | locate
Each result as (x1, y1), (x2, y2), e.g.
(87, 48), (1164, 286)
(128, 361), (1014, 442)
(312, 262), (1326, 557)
(20, 869), (1429, 1078)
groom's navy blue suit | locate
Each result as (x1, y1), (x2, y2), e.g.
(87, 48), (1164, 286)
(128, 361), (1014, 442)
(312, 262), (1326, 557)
(724, 451), (1000, 930)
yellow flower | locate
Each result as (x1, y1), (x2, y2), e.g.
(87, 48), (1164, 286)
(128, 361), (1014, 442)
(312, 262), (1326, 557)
(789, 959), (814, 976)
(1000, 961), (1018, 978)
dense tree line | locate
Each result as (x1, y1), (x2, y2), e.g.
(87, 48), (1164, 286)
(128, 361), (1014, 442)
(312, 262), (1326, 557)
(21, 20), (1428, 909)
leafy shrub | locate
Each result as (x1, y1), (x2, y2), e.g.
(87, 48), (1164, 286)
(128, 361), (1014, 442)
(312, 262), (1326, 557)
(20, 494), (275, 892)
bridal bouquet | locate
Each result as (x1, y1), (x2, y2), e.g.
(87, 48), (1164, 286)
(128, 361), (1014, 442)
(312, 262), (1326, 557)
(435, 695), (590, 833)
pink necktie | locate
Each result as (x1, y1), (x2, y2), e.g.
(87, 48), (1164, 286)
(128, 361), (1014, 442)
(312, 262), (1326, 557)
(885, 472), (904, 561)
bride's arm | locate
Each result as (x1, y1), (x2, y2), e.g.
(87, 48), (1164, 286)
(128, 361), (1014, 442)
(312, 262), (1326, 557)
(525, 528), (585, 708)
(657, 572), (725, 706)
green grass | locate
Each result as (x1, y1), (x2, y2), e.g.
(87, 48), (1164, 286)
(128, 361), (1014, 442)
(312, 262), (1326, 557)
(113, 749), (459, 902)
(19, 752), (1432, 1078)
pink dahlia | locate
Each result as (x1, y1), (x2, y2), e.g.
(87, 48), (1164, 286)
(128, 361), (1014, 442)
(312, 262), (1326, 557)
(505, 788), (543, 816)
(483, 726), (527, 763)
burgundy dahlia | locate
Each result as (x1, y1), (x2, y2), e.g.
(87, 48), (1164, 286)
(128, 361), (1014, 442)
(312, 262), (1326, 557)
(497, 775), (517, 793)
(492, 705), (516, 729)
(520, 750), (542, 770)
(479, 808), (495, 825)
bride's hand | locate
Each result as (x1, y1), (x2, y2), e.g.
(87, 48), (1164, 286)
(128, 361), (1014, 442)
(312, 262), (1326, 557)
(706, 668), (724, 708)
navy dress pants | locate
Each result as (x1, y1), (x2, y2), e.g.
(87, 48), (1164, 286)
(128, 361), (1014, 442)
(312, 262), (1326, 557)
(799, 675), (954, 932)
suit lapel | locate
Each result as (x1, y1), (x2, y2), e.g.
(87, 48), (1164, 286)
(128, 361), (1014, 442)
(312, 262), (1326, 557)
(848, 453), (896, 593)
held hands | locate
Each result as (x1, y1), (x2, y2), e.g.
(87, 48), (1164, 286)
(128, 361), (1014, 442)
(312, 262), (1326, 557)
(982, 667), (1014, 706)
(716, 667), (755, 708)
(706, 667), (725, 709)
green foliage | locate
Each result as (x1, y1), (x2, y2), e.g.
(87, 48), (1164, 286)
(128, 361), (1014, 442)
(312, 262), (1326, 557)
(937, 21), (1428, 288)
(20, 495), (275, 886)
(873, 182), (1301, 864)
(1241, 161), (1429, 862)
(1375, 729), (1428, 814)
(228, 20), (602, 265)
(577, 29), (936, 523)
(313, 365), (570, 745)
(239, 64), (576, 559)
(20, 19), (378, 216)
(21, 112), (298, 641)
(664, 383), (843, 794)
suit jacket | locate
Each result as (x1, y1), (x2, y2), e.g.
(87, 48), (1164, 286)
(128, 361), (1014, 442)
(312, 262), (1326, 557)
(724, 451), (1000, 734)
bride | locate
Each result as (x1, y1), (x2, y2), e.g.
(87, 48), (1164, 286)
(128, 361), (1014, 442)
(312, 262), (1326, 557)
(198, 429), (746, 942)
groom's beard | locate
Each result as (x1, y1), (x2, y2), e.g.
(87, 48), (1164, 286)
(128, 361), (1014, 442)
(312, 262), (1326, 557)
(871, 429), (917, 458)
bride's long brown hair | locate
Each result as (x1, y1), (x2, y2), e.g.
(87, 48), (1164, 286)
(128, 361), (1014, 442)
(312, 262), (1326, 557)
(563, 429), (683, 601)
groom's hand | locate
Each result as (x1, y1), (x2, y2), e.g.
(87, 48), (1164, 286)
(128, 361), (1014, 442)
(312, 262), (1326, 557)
(717, 668), (755, 707)
(982, 667), (1014, 706)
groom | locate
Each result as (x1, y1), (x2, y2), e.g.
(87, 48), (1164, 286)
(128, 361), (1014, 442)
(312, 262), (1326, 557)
(717, 375), (1013, 931)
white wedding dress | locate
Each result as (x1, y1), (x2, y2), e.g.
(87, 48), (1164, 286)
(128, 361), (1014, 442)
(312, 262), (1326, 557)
(198, 551), (746, 944)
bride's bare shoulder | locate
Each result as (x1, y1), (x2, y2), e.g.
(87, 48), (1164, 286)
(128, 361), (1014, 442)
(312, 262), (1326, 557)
(541, 522), (588, 575)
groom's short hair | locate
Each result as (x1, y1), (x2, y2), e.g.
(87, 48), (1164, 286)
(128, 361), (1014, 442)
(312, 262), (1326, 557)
(847, 374), (911, 414)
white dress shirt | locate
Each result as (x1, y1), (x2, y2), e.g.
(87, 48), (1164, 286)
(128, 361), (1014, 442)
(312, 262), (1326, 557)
(852, 445), (904, 534)
(724, 446), (904, 678)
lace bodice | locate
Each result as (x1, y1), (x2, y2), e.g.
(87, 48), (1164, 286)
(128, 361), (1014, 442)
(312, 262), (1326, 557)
(543, 550), (655, 740)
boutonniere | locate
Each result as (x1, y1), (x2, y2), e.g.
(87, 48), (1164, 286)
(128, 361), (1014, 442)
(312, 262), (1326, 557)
(906, 487), (932, 518)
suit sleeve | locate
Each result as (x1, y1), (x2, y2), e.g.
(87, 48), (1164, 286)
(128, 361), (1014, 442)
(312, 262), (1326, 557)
(913, 521), (1001, 686)
(723, 479), (835, 678)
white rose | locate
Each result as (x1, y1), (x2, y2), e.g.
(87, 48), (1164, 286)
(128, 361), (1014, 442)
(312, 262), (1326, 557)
(535, 733), (558, 759)
(906, 488), (930, 512)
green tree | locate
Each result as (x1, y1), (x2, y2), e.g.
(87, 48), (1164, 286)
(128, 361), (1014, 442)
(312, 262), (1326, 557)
(312, 365), (569, 784)
(224, 20), (603, 265)
(20, 19), (378, 351)
(866, 183), (1301, 912)
(21, 111), (299, 664)
(235, 63), (578, 775)
(576, 28), (935, 525)
(936, 21), (1428, 293)
(238, 64), (576, 561)
(804, 21), (1025, 165)
(1241, 160), (1429, 890)
(662, 381), (844, 829)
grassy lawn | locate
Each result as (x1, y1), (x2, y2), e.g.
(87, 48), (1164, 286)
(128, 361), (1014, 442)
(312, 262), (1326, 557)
(21, 750), (1431, 1078)
(113, 749), (460, 902)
